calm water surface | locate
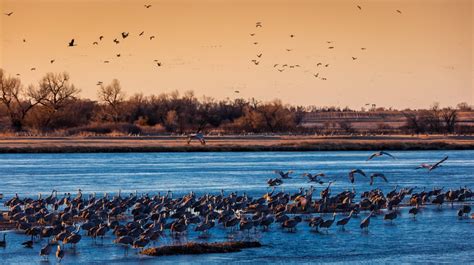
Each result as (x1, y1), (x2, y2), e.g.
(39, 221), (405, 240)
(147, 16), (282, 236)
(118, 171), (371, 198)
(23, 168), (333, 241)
(0, 150), (473, 264)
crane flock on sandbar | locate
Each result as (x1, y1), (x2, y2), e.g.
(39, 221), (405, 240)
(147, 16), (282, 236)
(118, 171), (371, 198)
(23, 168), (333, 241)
(0, 150), (472, 263)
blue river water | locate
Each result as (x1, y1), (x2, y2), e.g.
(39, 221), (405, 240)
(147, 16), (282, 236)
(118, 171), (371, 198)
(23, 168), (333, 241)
(0, 150), (473, 264)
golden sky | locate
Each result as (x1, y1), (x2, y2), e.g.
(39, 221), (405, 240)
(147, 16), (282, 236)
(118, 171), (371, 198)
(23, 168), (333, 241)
(0, 0), (472, 109)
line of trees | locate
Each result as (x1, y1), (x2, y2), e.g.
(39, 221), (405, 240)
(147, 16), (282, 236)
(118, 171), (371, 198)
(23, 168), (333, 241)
(0, 69), (472, 136)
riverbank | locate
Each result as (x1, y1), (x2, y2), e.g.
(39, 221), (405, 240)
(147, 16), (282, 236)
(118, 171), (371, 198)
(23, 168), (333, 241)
(0, 135), (473, 153)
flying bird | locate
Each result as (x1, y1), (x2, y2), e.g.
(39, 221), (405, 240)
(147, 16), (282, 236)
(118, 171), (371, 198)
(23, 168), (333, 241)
(286, 49), (292, 51)
(367, 151), (396, 161)
(273, 64), (279, 67)
(150, 36), (155, 40)
(234, 90), (240, 93)
(352, 57), (357, 60)
(103, 60), (110, 63)
(253, 42), (258, 45)
(416, 156), (448, 172)
(302, 173), (325, 184)
(50, 59), (55, 64)
(68, 39), (76, 47)
(156, 62), (162, 67)
(116, 54), (121, 57)
(277, 69), (285, 72)
(30, 67), (36, 71)
(274, 170), (293, 179)
(121, 32), (129, 39)
(256, 22), (262, 27)
(370, 173), (388, 185)
(321, 77), (327, 81)
(325, 64), (330, 67)
(96, 81), (103, 86)
(93, 42), (98, 45)
(357, 5), (362, 10)
(113, 39), (120, 44)
(23, 39), (26, 43)
(316, 63), (322, 66)
(328, 46), (334, 49)
(250, 33), (255, 36)
(257, 53), (262, 58)
(348, 169), (366, 184)
(361, 47), (366, 50)
(396, 10), (402, 14)
(5, 12), (13, 16)
(313, 73), (319, 78)
(139, 31), (145, 36)
(99, 36), (104, 40)
(144, 4), (152, 8)
(290, 34), (294, 38)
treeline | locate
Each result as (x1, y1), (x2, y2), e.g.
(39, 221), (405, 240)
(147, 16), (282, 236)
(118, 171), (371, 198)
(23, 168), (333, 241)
(0, 69), (472, 136)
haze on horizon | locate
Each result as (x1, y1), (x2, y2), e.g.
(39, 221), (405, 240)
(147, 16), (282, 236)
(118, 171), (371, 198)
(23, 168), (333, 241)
(0, 0), (472, 109)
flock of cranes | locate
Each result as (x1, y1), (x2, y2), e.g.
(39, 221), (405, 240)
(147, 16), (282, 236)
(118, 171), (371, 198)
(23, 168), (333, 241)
(4, 2), (404, 90)
(0, 151), (471, 263)
(267, 152), (449, 187)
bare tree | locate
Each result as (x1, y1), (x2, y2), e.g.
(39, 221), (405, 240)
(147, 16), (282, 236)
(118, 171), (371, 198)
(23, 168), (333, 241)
(98, 79), (125, 122)
(441, 107), (457, 134)
(0, 69), (43, 131)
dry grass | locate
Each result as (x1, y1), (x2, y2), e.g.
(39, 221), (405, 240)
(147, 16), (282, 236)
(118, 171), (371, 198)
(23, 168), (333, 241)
(0, 135), (473, 153)
(140, 241), (262, 256)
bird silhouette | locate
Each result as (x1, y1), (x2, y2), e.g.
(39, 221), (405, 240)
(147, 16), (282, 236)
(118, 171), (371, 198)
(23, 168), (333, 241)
(286, 49), (292, 51)
(328, 46), (334, 49)
(30, 68), (36, 71)
(68, 39), (76, 47)
(316, 63), (322, 66)
(352, 57), (357, 60)
(113, 39), (120, 44)
(370, 173), (388, 185)
(257, 53), (262, 58)
(367, 151), (396, 161)
(361, 47), (366, 50)
(121, 32), (129, 39)
(156, 62), (162, 67)
(144, 4), (152, 8)
(99, 36), (104, 40)
(234, 90), (240, 93)
(250, 33), (255, 36)
(50, 60), (55, 64)
(357, 5), (362, 10)
(396, 10), (402, 14)
(96, 81), (103, 86)
(5, 12), (13, 16)
(93, 42), (98, 45)
(116, 54), (121, 57)
(104, 60), (110, 63)
(290, 34), (294, 38)
(278, 69), (285, 72)
(23, 39), (26, 43)
(314, 73), (319, 78)
(139, 31), (145, 36)
(325, 64), (330, 67)
(321, 77), (327, 80)
(256, 22), (262, 27)
(150, 36), (155, 40)
(273, 64), (278, 67)
(253, 42), (258, 45)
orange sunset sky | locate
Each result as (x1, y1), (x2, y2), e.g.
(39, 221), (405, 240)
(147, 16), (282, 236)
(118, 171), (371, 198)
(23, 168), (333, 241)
(0, 0), (473, 109)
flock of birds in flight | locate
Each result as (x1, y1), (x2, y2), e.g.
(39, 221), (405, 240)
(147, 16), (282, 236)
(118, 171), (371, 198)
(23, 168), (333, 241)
(267, 152), (449, 187)
(4, 3), (403, 91)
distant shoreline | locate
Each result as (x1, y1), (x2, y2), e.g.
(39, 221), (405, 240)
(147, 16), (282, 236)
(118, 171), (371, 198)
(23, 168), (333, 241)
(0, 135), (473, 153)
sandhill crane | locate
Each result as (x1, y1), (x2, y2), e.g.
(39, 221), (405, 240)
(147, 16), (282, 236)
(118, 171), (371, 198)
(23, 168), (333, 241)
(360, 211), (374, 231)
(408, 207), (419, 219)
(267, 178), (283, 187)
(68, 39), (76, 47)
(319, 213), (336, 232)
(370, 173), (388, 185)
(349, 169), (366, 183)
(336, 210), (354, 230)
(416, 156), (448, 172)
(40, 243), (52, 260)
(384, 211), (397, 223)
(0, 234), (6, 247)
(187, 133), (206, 145)
(56, 245), (64, 262)
(114, 235), (133, 256)
(302, 173), (325, 184)
(367, 151), (396, 161)
(274, 170), (293, 179)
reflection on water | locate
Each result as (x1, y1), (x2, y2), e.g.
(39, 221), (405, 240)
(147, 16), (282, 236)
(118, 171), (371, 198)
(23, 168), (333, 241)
(0, 150), (473, 264)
